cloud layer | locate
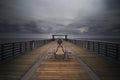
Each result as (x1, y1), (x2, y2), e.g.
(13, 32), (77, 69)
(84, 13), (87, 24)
(0, 0), (120, 38)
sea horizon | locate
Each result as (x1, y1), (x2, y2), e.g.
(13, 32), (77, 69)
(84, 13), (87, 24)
(0, 37), (120, 44)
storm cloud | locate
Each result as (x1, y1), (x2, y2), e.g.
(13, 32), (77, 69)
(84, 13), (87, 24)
(0, 0), (120, 38)
(0, 21), (44, 33)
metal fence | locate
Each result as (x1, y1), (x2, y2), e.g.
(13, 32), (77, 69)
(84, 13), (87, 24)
(0, 39), (51, 62)
(69, 39), (120, 61)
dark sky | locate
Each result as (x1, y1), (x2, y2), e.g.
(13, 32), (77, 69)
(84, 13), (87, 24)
(0, 0), (120, 38)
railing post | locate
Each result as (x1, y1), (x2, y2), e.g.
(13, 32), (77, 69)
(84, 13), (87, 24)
(76, 40), (78, 46)
(85, 41), (86, 48)
(33, 41), (35, 49)
(0, 39), (51, 62)
(30, 41), (34, 50)
(105, 43), (108, 56)
(68, 39), (120, 61)
(38, 41), (40, 47)
(87, 41), (89, 49)
(29, 41), (31, 51)
(93, 41), (94, 51)
(85, 41), (87, 48)
(20, 42), (22, 53)
(81, 41), (83, 48)
(12, 43), (15, 56)
(34, 41), (36, 48)
(83, 41), (85, 48)
(23, 42), (25, 53)
(25, 42), (27, 52)
(116, 44), (119, 61)
(37, 41), (39, 47)
(98, 42), (100, 54)
(87, 41), (90, 50)
(1, 44), (4, 60)
(79, 40), (80, 47)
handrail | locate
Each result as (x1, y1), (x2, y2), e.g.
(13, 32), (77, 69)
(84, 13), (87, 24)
(68, 39), (120, 61)
(0, 39), (51, 62)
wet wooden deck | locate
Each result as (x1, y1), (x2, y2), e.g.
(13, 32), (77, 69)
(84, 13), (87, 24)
(0, 42), (52, 80)
(29, 42), (92, 80)
(0, 41), (120, 80)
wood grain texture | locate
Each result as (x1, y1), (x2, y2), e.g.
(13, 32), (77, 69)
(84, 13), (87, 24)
(29, 42), (92, 80)
(65, 41), (120, 80)
(0, 41), (120, 80)
(0, 42), (53, 80)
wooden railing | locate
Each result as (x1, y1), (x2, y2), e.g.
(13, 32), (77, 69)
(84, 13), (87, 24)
(69, 39), (120, 61)
(0, 39), (51, 62)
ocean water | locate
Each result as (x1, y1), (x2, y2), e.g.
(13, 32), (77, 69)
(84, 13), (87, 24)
(75, 38), (120, 43)
(0, 37), (120, 44)
(0, 38), (49, 44)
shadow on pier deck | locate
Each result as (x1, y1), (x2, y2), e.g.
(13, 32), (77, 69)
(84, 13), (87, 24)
(0, 41), (120, 80)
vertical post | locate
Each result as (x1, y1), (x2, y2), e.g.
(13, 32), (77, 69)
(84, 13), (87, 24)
(89, 41), (91, 51)
(85, 41), (87, 48)
(98, 42), (100, 54)
(86, 41), (87, 49)
(52, 35), (55, 41)
(82, 41), (84, 48)
(105, 43), (108, 56)
(39, 41), (40, 47)
(79, 40), (81, 47)
(34, 41), (36, 48)
(36, 41), (38, 48)
(25, 42), (27, 52)
(84, 41), (86, 48)
(93, 41), (95, 51)
(87, 41), (89, 49)
(76, 40), (78, 46)
(116, 44), (119, 61)
(30, 41), (34, 50)
(97, 42), (100, 54)
(20, 42), (22, 53)
(23, 41), (25, 52)
(12, 43), (15, 56)
(81, 40), (83, 48)
(65, 35), (68, 40)
(30, 41), (32, 51)
(78, 40), (80, 47)
(1, 44), (4, 60)
(87, 41), (90, 50)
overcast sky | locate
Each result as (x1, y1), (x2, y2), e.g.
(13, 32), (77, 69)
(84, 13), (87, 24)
(0, 0), (120, 38)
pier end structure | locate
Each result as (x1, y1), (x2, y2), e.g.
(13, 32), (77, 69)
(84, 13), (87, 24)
(52, 35), (68, 41)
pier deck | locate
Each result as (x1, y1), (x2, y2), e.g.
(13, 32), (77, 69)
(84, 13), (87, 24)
(0, 42), (53, 80)
(0, 41), (120, 80)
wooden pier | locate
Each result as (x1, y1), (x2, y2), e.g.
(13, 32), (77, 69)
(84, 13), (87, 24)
(0, 40), (120, 80)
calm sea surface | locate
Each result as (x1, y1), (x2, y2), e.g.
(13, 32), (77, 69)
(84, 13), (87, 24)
(0, 38), (49, 43)
(75, 38), (120, 43)
(0, 38), (120, 44)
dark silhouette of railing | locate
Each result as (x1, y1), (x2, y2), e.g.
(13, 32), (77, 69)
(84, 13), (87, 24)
(0, 39), (51, 62)
(69, 39), (120, 61)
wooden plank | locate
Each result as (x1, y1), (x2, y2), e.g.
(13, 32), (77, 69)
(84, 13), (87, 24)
(65, 41), (120, 80)
(29, 43), (92, 80)
(0, 42), (53, 80)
